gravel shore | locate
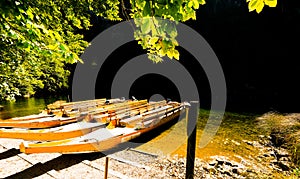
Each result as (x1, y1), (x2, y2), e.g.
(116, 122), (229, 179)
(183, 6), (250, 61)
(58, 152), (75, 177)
(0, 133), (296, 179)
(0, 138), (224, 179)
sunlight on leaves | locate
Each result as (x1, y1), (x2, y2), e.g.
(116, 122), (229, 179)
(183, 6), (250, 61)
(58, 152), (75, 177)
(247, 0), (277, 13)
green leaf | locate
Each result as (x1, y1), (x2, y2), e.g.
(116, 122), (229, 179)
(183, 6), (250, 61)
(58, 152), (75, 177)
(264, 0), (277, 7)
(193, 0), (200, 9)
(59, 44), (66, 51)
(26, 9), (34, 20)
(173, 50), (179, 60)
(248, 0), (258, 12)
(166, 50), (173, 59)
(188, 1), (193, 8)
(198, 0), (206, 5)
(22, 41), (30, 48)
(141, 17), (152, 34)
(149, 37), (159, 44)
(73, 18), (82, 29)
(143, 1), (151, 16)
(256, 0), (264, 13)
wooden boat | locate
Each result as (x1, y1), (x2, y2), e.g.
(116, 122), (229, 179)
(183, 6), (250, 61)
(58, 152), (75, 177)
(45, 98), (129, 116)
(84, 99), (151, 123)
(0, 121), (106, 141)
(1, 114), (54, 122)
(0, 98), (129, 129)
(19, 101), (187, 154)
(0, 100), (169, 139)
(44, 98), (108, 116)
(46, 100), (67, 110)
(0, 115), (84, 129)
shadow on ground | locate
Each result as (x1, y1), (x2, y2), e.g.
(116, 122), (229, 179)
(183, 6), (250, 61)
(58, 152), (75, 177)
(4, 152), (105, 179)
(0, 148), (20, 160)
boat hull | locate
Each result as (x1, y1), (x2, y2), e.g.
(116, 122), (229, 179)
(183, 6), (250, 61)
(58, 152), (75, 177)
(0, 122), (105, 140)
(0, 116), (84, 129)
(20, 109), (183, 154)
(1, 114), (54, 121)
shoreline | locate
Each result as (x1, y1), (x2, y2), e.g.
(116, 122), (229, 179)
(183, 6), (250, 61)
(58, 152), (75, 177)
(0, 111), (299, 178)
(0, 136), (297, 179)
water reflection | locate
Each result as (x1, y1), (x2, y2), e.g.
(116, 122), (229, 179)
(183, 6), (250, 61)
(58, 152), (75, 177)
(135, 116), (187, 156)
(0, 96), (67, 119)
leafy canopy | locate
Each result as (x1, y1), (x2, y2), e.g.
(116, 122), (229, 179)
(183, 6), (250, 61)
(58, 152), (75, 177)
(0, 0), (277, 100)
(0, 0), (120, 100)
(247, 0), (277, 13)
(130, 0), (205, 62)
(129, 0), (277, 62)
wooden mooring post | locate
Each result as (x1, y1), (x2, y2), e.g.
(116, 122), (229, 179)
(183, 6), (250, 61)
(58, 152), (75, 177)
(185, 101), (199, 179)
(104, 157), (109, 179)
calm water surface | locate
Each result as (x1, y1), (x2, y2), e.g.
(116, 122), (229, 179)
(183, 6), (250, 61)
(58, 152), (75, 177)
(0, 96), (67, 119)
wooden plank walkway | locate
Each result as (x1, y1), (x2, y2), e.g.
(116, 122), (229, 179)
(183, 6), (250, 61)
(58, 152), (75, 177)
(0, 139), (157, 179)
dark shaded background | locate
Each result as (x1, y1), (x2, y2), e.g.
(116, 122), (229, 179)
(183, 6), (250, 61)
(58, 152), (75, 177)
(80, 0), (300, 114)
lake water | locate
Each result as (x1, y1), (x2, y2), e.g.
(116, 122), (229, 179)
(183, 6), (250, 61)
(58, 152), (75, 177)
(0, 97), (67, 119)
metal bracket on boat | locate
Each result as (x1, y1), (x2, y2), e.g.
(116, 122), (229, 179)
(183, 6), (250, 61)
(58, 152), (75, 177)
(182, 101), (191, 107)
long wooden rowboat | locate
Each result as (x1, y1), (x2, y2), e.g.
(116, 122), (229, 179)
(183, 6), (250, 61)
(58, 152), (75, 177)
(20, 102), (187, 154)
(67, 99), (146, 122)
(0, 114), (55, 121)
(0, 115), (85, 129)
(47, 98), (107, 110)
(45, 98), (120, 117)
(51, 98), (137, 118)
(85, 100), (166, 123)
(0, 122), (106, 141)
(45, 98), (128, 116)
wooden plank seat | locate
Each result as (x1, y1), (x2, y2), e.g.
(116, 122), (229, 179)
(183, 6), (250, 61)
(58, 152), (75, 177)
(50, 98), (127, 117)
(104, 100), (168, 123)
(119, 105), (173, 128)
